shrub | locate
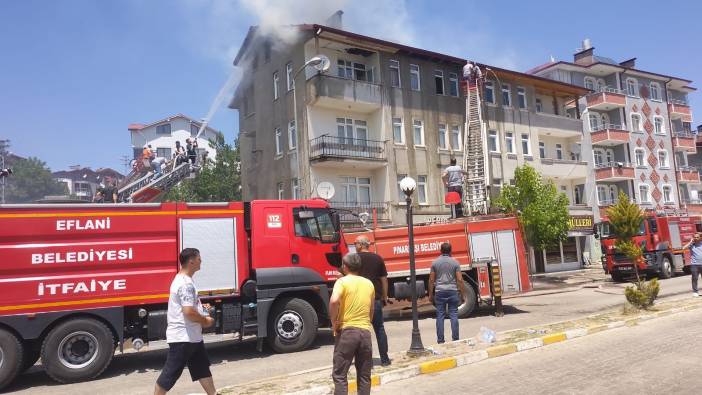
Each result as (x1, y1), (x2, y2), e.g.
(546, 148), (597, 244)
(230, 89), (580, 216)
(624, 278), (660, 309)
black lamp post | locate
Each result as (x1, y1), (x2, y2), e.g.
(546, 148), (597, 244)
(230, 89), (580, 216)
(400, 176), (427, 356)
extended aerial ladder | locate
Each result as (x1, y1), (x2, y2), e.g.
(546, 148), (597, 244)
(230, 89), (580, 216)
(117, 156), (196, 203)
(461, 63), (489, 215)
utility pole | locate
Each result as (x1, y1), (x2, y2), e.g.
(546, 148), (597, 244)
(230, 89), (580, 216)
(0, 139), (10, 204)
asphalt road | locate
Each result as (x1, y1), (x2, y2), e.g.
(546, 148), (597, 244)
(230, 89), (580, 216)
(379, 302), (702, 394)
(6, 275), (697, 394)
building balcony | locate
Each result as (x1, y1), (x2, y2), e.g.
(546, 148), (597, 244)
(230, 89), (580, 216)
(309, 135), (387, 169)
(590, 124), (630, 146)
(682, 198), (702, 206)
(668, 100), (692, 122)
(308, 75), (381, 113)
(594, 162), (635, 181)
(329, 201), (390, 227)
(585, 88), (627, 111)
(538, 158), (588, 179)
(677, 166), (701, 184)
(532, 113), (583, 138)
(672, 131), (696, 152)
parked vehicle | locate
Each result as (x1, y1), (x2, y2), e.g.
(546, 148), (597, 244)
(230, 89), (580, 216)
(596, 211), (702, 282)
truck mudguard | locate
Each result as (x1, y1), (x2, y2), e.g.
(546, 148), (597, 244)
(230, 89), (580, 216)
(0, 306), (124, 342)
(254, 267), (330, 338)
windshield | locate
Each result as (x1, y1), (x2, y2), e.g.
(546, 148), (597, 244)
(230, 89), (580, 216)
(598, 221), (645, 239)
(294, 208), (339, 243)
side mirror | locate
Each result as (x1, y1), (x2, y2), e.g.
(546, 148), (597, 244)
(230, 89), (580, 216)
(594, 232), (600, 240)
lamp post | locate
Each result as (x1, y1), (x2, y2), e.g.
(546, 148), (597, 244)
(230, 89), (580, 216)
(292, 55), (330, 198)
(400, 176), (428, 356)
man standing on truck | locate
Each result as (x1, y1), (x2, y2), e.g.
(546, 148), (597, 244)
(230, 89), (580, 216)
(355, 235), (392, 367)
(155, 248), (217, 395)
(442, 158), (465, 217)
(329, 253), (375, 395)
(428, 242), (465, 343)
(683, 233), (702, 297)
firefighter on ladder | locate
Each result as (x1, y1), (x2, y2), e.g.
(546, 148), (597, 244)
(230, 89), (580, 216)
(442, 157), (467, 218)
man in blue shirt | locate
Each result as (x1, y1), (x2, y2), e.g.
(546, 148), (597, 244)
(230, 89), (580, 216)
(683, 233), (702, 297)
(428, 243), (466, 343)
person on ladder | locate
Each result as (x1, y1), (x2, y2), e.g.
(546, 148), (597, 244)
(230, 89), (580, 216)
(442, 157), (466, 218)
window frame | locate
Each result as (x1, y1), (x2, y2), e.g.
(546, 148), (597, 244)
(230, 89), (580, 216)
(505, 132), (515, 153)
(392, 117), (404, 145)
(409, 64), (421, 91)
(484, 80), (495, 104)
(535, 98), (543, 113)
(488, 130), (499, 153)
(156, 123), (171, 135)
(653, 116), (665, 135)
(449, 72), (459, 97)
(517, 86), (527, 110)
(273, 71), (280, 100)
(438, 124), (448, 150)
(291, 178), (301, 199)
(286, 62), (294, 91)
(584, 76), (596, 91)
(397, 174), (408, 203)
(340, 176), (372, 204)
(631, 113), (642, 133)
(501, 83), (512, 107)
(521, 133), (531, 156)
(389, 59), (401, 88)
(657, 149), (669, 169)
(538, 141), (546, 159)
(288, 120), (296, 150)
(649, 82), (661, 101)
(639, 183), (651, 204)
(417, 175), (428, 205)
(413, 119), (425, 147)
(626, 78), (638, 97)
(662, 184), (674, 204)
(277, 182), (284, 199)
(634, 148), (645, 167)
(275, 127), (282, 155)
(434, 69), (445, 95)
(450, 125), (462, 151)
(555, 143), (563, 160)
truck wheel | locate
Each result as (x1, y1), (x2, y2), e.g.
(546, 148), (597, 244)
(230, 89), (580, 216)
(267, 298), (318, 353)
(21, 340), (41, 372)
(41, 318), (115, 384)
(659, 256), (673, 279)
(0, 328), (24, 391)
(611, 272), (625, 282)
(457, 282), (478, 318)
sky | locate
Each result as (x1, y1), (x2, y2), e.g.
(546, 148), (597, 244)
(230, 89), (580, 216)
(1, 0), (700, 174)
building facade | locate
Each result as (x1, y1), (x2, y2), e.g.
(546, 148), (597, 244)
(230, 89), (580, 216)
(53, 166), (124, 201)
(128, 114), (221, 162)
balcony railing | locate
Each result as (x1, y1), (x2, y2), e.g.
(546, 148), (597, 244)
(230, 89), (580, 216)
(669, 98), (689, 106)
(309, 135), (387, 162)
(682, 198), (702, 205)
(585, 88), (626, 110)
(595, 161), (634, 169)
(587, 86), (626, 96)
(595, 162), (635, 181)
(329, 201), (390, 225)
(591, 123), (624, 132)
(677, 166), (701, 183)
(673, 130), (694, 138)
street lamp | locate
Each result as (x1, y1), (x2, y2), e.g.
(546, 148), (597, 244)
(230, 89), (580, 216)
(400, 176), (428, 356)
(292, 55), (330, 198)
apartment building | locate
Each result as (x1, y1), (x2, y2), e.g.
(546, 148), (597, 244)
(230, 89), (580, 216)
(53, 166), (124, 201)
(128, 114), (221, 162)
(529, 42), (697, 220)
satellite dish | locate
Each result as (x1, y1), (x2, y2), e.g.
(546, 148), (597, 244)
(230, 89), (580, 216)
(316, 182), (335, 200)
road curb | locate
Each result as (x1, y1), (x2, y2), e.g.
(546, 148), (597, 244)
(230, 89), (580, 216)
(220, 299), (702, 395)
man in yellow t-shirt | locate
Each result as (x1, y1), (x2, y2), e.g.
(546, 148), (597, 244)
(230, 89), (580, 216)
(330, 253), (375, 395)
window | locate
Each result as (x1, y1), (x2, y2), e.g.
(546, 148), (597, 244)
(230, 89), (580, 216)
(438, 124), (448, 149)
(501, 84), (511, 107)
(584, 77), (595, 91)
(392, 117), (404, 144)
(413, 120), (424, 146)
(337, 59), (352, 79)
(635, 148), (645, 167)
(650, 82), (661, 101)
(156, 147), (171, 158)
(658, 150), (669, 168)
(340, 176), (371, 204)
(654, 116), (664, 134)
(294, 208), (336, 242)
(337, 60), (373, 82)
(631, 113), (642, 132)
(450, 125), (461, 151)
(593, 149), (604, 165)
(277, 182), (284, 199)
(539, 141), (546, 159)
(410, 64), (421, 91)
(639, 184), (650, 203)
(505, 132), (515, 153)
(156, 123), (171, 135)
(608, 185), (617, 203)
(336, 118), (368, 144)
(190, 123), (199, 136)
(288, 120), (296, 150)
(663, 185), (673, 203)
(291, 178), (301, 199)
(600, 113), (610, 127)
(449, 73), (459, 97)
(434, 70), (445, 95)
(574, 186), (582, 204)
(275, 128), (282, 155)
(484, 81), (495, 104)
(626, 78), (638, 97)
(488, 130), (499, 152)
(286, 62), (294, 91)
(517, 87), (527, 109)
(597, 185), (608, 205)
(597, 79), (606, 92)
(389, 60), (401, 88)
(535, 98), (543, 113)
(397, 174), (407, 200)
(417, 175), (428, 204)
(521, 133), (531, 155)
(273, 72), (279, 100)
(589, 113), (600, 130)
(555, 144), (563, 160)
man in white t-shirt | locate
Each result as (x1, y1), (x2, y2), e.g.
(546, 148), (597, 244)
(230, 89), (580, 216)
(155, 248), (217, 395)
(442, 157), (466, 217)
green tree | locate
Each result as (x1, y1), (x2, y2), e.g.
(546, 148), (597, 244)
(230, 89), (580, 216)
(4, 157), (67, 203)
(494, 164), (570, 251)
(163, 135), (241, 202)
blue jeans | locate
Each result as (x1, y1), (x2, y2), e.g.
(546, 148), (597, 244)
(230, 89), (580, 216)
(435, 290), (459, 343)
(692, 265), (702, 293)
(372, 300), (389, 363)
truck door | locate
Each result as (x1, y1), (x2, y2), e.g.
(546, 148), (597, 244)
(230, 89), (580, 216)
(250, 204), (292, 269)
(291, 207), (341, 281)
(180, 217), (239, 293)
(495, 230), (521, 293)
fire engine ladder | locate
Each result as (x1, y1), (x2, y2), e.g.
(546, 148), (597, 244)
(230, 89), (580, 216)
(117, 162), (193, 203)
(462, 79), (488, 215)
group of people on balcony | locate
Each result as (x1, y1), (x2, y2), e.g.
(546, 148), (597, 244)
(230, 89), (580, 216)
(137, 138), (201, 179)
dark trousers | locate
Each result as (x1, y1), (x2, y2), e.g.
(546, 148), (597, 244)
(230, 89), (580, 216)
(332, 327), (372, 395)
(448, 185), (464, 217)
(372, 300), (390, 363)
(692, 265), (702, 293)
(435, 290), (460, 343)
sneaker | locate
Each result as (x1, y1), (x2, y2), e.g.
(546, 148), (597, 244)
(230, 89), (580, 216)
(381, 359), (392, 367)
(693, 292), (699, 297)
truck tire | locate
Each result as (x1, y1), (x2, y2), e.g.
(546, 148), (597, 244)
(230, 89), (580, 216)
(267, 298), (318, 353)
(21, 340), (41, 372)
(659, 256), (673, 279)
(41, 318), (115, 384)
(0, 328), (24, 391)
(457, 282), (478, 318)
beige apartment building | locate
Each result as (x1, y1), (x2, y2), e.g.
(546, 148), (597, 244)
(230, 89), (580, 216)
(230, 22), (601, 272)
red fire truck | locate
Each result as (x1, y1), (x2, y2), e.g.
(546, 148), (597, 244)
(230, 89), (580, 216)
(345, 215), (531, 318)
(0, 200), (347, 388)
(597, 211), (702, 282)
